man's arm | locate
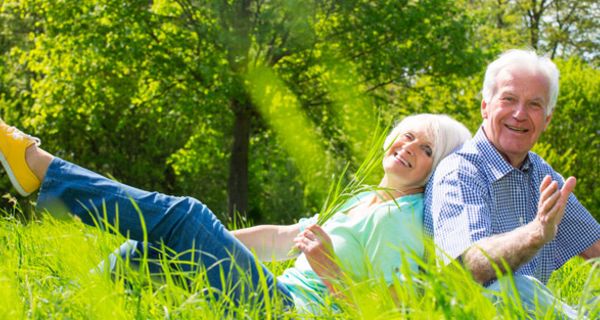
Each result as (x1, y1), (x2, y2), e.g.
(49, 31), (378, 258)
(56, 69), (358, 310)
(232, 224), (301, 261)
(580, 239), (600, 260)
(462, 176), (576, 284)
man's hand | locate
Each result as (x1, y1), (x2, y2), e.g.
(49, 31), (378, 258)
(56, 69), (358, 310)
(533, 175), (576, 246)
(463, 175), (577, 284)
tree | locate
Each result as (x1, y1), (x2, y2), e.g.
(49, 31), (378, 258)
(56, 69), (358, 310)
(466, 0), (600, 63)
(3, 0), (482, 222)
(535, 58), (600, 218)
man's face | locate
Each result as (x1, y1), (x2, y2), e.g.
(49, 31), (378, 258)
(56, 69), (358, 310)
(481, 67), (553, 167)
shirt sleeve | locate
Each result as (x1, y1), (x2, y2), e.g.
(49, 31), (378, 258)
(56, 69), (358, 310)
(365, 201), (424, 285)
(297, 214), (319, 232)
(429, 167), (492, 265)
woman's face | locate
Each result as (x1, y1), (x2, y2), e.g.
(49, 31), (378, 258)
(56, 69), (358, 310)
(382, 125), (434, 189)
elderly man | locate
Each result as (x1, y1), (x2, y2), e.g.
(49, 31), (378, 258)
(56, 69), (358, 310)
(425, 49), (600, 317)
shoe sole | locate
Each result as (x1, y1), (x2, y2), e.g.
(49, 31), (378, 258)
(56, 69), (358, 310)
(0, 151), (31, 196)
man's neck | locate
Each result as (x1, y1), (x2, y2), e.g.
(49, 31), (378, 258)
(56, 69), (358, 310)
(481, 126), (527, 168)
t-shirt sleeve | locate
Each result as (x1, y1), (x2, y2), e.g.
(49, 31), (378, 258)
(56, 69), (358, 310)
(365, 201), (424, 285)
(429, 168), (492, 265)
(297, 214), (319, 232)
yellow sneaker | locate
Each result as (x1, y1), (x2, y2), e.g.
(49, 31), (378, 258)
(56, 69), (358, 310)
(0, 120), (41, 196)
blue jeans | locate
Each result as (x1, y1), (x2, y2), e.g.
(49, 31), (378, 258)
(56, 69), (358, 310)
(486, 274), (581, 319)
(36, 157), (293, 307)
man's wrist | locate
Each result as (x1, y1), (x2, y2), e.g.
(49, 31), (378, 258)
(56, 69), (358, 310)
(524, 219), (547, 251)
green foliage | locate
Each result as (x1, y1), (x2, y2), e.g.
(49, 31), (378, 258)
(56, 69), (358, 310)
(1, 1), (599, 317)
(1, 0), (486, 222)
(0, 210), (598, 318)
(0, 1), (597, 222)
(534, 58), (600, 219)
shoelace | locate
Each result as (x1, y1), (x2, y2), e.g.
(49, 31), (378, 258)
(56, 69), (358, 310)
(8, 126), (41, 146)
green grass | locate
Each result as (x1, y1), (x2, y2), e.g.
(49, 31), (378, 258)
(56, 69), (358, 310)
(0, 205), (598, 319)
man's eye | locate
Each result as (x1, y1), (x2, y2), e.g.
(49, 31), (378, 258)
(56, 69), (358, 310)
(404, 133), (414, 140)
(531, 102), (543, 109)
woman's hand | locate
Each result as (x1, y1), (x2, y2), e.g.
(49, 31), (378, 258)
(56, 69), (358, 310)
(294, 224), (343, 291)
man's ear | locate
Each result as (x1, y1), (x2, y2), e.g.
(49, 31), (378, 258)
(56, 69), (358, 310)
(481, 100), (488, 119)
(543, 112), (553, 131)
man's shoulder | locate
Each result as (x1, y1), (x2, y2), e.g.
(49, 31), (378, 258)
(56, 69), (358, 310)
(527, 151), (552, 170)
(434, 140), (486, 180)
(527, 151), (561, 178)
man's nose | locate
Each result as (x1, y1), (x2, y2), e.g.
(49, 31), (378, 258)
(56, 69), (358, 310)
(512, 102), (527, 120)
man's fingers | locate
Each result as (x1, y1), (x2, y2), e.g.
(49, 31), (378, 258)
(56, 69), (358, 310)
(539, 175), (552, 193)
(540, 180), (558, 202)
(541, 177), (576, 224)
(560, 177), (576, 201)
(540, 184), (560, 213)
(538, 181), (560, 221)
(547, 177), (576, 223)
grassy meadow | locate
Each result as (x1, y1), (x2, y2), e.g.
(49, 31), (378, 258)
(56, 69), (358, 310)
(0, 203), (598, 319)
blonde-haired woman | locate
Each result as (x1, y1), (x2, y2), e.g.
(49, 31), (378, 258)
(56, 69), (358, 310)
(0, 114), (470, 313)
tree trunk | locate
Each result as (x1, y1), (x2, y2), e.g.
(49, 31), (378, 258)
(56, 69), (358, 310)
(227, 98), (251, 218)
(526, 0), (547, 50)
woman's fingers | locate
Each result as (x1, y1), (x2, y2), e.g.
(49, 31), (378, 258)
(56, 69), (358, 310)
(293, 225), (334, 257)
(306, 224), (324, 234)
(303, 230), (317, 241)
(306, 224), (332, 244)
(293, 231), (317, 253)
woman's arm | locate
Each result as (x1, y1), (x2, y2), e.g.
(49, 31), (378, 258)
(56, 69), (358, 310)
(232, 224), (301, 261)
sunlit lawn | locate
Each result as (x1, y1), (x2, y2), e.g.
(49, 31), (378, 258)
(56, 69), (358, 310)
(0, 205), (598, 319)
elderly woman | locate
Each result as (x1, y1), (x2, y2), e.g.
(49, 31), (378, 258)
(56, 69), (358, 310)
(0, 114), (470, 312)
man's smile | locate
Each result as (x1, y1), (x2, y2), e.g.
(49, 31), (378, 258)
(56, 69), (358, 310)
(505, 124), (529, 133)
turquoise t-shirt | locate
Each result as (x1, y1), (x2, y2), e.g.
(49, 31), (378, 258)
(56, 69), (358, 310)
(277, 191), (424, 313)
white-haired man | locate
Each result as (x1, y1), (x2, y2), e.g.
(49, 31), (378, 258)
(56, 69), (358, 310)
(425, 49), (600, 317)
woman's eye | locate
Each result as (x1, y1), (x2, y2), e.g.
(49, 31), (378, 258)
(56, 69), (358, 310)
(404, 133), (414, 141)
(423, 147), (433, 157)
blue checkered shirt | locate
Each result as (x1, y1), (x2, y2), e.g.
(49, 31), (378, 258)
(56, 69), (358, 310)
(424, 127), (600, 284)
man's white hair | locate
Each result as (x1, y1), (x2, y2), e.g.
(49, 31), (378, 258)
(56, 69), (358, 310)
(482, 49), (560, 115)
(384, 113), (471, 183)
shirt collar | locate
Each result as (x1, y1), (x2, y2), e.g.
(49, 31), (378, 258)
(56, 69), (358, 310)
(472, 127), (532, 181)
